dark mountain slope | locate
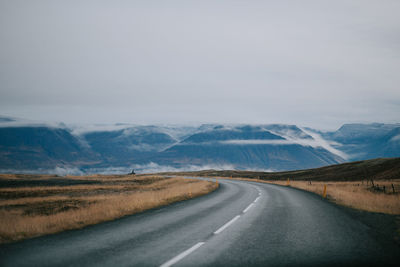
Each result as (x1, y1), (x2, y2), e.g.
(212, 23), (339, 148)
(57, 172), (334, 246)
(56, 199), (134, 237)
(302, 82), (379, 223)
(158, 143), (342, 170)
(181, 125), (284, 143)
(155, 126), (343, 171)
(83, 127), (176, 166)
(0, 127), (98, 169)
(323, 123), (400, 160)
(370, 127), (400, 158)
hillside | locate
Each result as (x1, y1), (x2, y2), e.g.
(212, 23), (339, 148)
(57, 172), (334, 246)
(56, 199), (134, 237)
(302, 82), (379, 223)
(0, 127), (99, 169)
(83, 126), (177, 166)
(155, 125), (343, 171)
(322, 123), (400, 161)
(162, 157), (400, 181)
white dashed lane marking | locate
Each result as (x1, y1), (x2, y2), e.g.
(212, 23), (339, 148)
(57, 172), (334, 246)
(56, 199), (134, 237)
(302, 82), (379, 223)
(243, 203), (254, 213)
(160, 183), (263, 266)
(160, 242), (205, 267)
(214, 215), (241, 234)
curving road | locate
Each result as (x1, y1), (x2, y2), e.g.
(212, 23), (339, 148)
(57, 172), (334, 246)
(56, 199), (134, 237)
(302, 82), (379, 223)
(1, 178), (399, 266)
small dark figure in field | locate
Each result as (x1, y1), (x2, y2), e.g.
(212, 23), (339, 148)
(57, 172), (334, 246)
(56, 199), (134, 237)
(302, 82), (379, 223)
(129, 169), (136, 175)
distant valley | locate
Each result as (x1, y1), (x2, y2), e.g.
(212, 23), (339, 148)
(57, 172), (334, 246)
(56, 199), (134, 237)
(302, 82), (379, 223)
(0, 116), (399, 174)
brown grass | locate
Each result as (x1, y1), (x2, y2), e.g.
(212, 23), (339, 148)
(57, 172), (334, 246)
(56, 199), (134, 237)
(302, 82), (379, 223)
(269, 180), (400, 215)
(216, 176), (400, 215)
(164, 158), (400, 215)
(0, 174), (218, 244)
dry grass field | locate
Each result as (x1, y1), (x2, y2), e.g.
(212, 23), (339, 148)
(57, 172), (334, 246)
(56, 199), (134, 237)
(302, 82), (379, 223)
(0, 174), (218, 244)
(219, 177), (400, 215)
(264, 179), (400, 215)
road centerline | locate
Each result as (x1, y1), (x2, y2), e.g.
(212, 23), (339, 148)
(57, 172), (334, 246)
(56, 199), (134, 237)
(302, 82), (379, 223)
(243, 203), (254, 213)
(214, 215), (241, 234)
(160, 242), (205, 267)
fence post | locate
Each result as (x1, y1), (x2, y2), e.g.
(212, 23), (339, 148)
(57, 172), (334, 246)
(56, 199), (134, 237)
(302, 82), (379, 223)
(323, 185), (327, 198)
(392, 184), (395, 193)
(286, 178), (290, 186)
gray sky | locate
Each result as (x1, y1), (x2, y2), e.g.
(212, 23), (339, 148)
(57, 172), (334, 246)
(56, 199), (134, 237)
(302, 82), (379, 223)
(1, 0), (399, 130)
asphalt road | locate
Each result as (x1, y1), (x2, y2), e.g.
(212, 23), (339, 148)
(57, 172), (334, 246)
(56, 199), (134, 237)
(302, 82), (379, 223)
(1, 178), (399, 266)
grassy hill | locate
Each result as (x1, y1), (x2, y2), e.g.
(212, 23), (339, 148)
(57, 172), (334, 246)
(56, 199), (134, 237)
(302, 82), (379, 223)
(161, 157), (400, 181)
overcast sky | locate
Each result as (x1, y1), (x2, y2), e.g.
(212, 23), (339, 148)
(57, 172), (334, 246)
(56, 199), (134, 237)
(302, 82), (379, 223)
(0, 0), (399, 130)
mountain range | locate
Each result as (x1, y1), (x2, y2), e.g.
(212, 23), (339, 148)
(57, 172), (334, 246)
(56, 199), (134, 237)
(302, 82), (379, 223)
(0, 116), (399, 174)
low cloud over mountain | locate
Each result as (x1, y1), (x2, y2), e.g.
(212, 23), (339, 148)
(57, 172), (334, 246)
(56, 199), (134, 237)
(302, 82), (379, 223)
(0, 117), (399, 174)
